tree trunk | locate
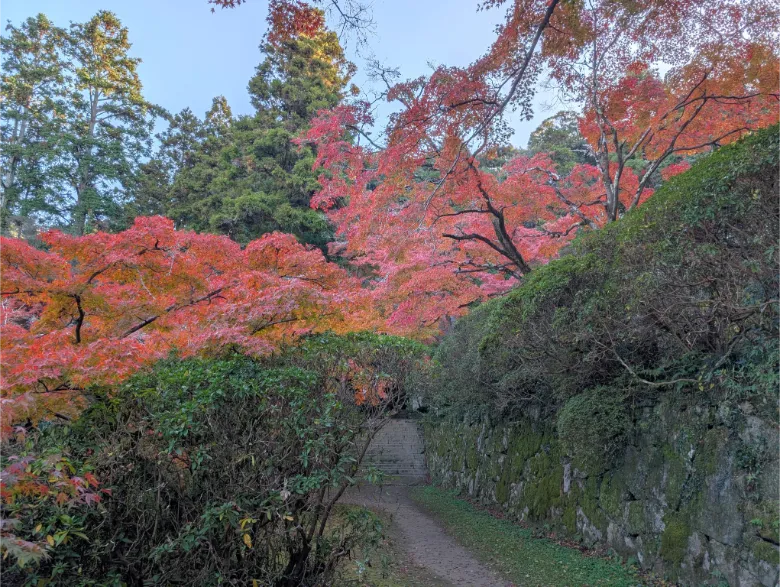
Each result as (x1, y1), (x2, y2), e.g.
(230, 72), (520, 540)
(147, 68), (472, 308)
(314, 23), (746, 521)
(71, 91), (100, 235)
(1, 109), (29, 219)
(72, 185), (88, 236)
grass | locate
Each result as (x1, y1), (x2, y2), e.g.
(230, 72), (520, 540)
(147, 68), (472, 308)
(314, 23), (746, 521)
(411, 485), (644, 587)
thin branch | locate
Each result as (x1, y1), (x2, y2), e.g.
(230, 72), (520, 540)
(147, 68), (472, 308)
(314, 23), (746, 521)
(120, 287), (225, 338)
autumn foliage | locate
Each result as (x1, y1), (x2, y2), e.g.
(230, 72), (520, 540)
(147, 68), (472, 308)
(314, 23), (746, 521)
(302, 0), (778, 334)
(0, 216), (375, 433)
(547, 0), (780, 220)
(1, 0), (777, 442)
(0, 0), (779, 578)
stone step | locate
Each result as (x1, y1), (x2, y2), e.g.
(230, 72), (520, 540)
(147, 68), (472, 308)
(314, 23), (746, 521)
(366, 457), (425, 462)
(368, 439), (423, 443)
(364, 461), (425, 466)
(362, 463), (427, 470)
(367, 442), (424, 446)
(361, 471), (428, 478)
(358, 419), (428, 486)
(362, 469), (427, 475)
(366, 454), (424, 459)
(365, 460), (427, 467)
(363, 460), (426, 467)
(369, 446), (424, 450)
(354, 476), (426, 487)
(366, 460), (423, 464)
(365, 451), (425, 458)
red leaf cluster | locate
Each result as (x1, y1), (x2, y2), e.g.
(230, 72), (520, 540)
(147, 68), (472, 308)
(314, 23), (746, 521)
(300, 0), (778, 334)
(1, 217), (375, 434)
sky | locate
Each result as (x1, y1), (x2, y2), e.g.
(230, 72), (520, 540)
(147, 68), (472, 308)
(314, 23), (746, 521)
(1, 0), (562, 147)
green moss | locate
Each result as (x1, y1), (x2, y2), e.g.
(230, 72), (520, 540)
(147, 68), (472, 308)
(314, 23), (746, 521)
(664, 452), (688, 510)
(557, 388), (632, 472)
(579, 476), (607, 530)
(427, 422), (471, 483)
(697, 428), (728, 476)
(523, 441), (564, 520)
(506, 424), (544, 473)
(465, 427), (480, 472)
(562, 503), (577, 533)
(495, 471), (510, 504)
(659, 517), (691, 565)
(625, 501), (646, 535)
(599, 473), (625, 520)
(752, 539), (780, 566)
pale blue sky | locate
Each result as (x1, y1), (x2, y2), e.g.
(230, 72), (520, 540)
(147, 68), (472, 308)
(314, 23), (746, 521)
(1, 0), (561, 146)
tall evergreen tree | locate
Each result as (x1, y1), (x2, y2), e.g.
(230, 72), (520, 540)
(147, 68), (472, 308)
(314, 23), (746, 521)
(0, 14), (70, 235)
(527, 111), (596, 175)
(164, 8), (356, 248)
(122, 107), (206, 224)
(162, 97), (236, 231)
(64, 11), (157, 235)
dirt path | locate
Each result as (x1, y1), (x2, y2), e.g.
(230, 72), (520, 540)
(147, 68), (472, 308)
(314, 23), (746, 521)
(341, 485), (510, 587)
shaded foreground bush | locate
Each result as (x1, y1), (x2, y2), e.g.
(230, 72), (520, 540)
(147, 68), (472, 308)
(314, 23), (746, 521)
(429, 126), (779, 441)
(1, 333), (427, 586)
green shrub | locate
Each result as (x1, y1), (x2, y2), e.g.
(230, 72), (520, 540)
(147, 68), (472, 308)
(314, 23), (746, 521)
(428, 301), (497, 417)
(556, 388), (633, 471)
(1, 334), (428, 586)
(428, 126), (779, 421)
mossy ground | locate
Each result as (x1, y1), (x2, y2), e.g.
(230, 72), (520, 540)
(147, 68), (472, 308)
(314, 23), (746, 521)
(411, 485), (644, 587)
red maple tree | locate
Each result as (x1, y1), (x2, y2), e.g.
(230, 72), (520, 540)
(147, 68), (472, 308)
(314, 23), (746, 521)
(302, 0), (779, 333)
(1, 216), (375, 433)
(547, 0), (779, 222)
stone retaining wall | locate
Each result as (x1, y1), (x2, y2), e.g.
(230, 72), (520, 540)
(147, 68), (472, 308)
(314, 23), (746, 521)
(423, 396), (779, 586)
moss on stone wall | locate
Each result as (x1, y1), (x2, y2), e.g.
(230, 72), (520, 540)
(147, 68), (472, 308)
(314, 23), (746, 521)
(598, 473), (625, 521)
(557, 388), (632, 472)
(752, 540), (780, 566)
(660, 516), (691, 565)
(422, 127), (780, 587)
(523, 442), (564, 520)
(424, 393), (780, 586)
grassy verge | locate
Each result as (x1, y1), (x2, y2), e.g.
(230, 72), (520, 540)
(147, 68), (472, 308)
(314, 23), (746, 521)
(411, 485), (644, 587)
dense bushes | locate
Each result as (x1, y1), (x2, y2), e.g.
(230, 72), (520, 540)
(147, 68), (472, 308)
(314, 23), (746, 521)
(1, 333), (427, 586)
(556, 388), (631, 471)
(430, 126), (779, 423)
(424, 302), (496, 417)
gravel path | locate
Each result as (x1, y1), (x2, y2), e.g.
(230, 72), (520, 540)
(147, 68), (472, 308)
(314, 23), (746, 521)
(341, 485), (510, 587)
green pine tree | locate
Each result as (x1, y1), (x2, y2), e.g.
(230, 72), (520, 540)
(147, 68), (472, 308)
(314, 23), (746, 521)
(122, 107), (207, 224)
(527, 111), (596, 175)
(163, 14), (356, 248)
(0, 14), (70, 235)
(64, 11), (158, 235)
